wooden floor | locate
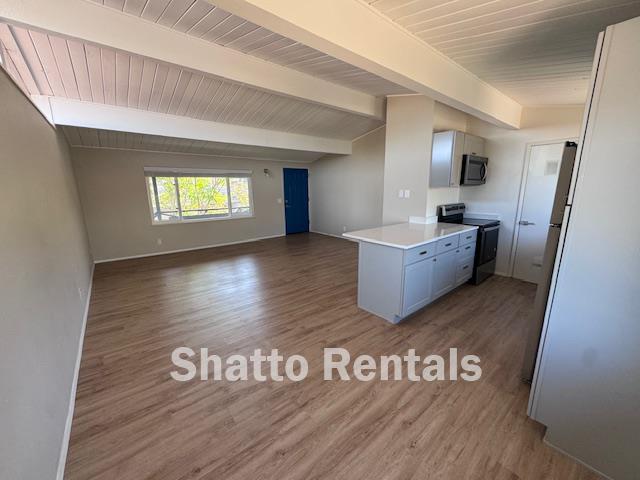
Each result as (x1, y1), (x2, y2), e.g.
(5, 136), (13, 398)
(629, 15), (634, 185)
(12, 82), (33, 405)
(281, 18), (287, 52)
(66, 233), (600, 480)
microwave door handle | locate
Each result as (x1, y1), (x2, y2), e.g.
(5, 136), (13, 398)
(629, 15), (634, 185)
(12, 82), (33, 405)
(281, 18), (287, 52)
(480, 163), (487, 181)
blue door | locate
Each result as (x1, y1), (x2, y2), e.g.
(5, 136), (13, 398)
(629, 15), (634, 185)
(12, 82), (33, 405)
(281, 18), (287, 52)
(283, 168), (309, 234)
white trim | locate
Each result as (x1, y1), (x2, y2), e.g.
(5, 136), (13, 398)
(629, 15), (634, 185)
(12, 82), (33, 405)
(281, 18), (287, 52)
(56, 263), (95, 480)
(309, 229), (355, 242)
(143, 167), (252, 176)
(542, 437), (614, 480)
(94, 234), (285, 264)
(150, 214), (256, 226)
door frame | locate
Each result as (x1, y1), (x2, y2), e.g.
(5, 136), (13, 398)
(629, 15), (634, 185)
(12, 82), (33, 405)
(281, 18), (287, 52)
(282, 167), (310, 235)
(508, 138), (577, 278)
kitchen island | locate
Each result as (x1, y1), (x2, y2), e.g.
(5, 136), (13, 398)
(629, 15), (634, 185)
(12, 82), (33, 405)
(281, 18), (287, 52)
(344, 222), (478, 323)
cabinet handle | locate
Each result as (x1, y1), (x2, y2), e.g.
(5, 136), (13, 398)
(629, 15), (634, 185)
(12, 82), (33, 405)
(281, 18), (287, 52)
(433, 258), (437, 262)
(456, 250), (460, 253)
(463, 265), (469, 270)
(445, 242), (452, 247)
(420, 250), (427, 255)
(465, 246), (471, 250)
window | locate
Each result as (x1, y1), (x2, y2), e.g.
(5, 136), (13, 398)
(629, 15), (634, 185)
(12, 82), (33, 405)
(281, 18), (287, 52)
(145, 168), (253, 224)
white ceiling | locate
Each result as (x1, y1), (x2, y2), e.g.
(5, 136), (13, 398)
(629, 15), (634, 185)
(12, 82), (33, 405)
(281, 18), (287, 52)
(0, 23), (383, 140)
(89, 0), (412, 97)
(62, 126), (325, 162)
(366, 0), (640, 105)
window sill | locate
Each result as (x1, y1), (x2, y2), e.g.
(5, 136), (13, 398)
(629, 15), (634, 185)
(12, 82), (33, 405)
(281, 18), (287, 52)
(151, 215), (255, 226)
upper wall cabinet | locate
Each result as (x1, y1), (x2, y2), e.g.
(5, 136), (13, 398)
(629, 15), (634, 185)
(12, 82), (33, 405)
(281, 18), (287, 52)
(430, 131), (485, 187)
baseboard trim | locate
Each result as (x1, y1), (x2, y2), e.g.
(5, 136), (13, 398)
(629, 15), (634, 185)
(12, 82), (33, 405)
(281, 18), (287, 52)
(94, 234), (286, 264)
(542, 437), (613, 480)
(309, 230), (355, 242)
(56, 262), (95, 480)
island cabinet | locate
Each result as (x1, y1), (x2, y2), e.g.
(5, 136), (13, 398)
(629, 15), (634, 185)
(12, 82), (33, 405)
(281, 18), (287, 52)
(349, 224), (478, 324)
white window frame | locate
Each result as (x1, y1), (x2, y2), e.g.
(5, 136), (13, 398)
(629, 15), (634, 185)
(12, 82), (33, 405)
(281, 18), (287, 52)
(144, 169), (254, 226)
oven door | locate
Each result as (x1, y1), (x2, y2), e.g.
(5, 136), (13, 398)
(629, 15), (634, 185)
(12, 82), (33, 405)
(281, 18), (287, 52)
(478, 225), (499, 264)
(461, 155), (488, 185)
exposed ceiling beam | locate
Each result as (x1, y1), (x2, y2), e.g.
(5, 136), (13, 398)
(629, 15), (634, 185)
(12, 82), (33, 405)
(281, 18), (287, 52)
(210, 0), (523, 128)
(0, 0), (384, 120)
(44, 97), (352, 155)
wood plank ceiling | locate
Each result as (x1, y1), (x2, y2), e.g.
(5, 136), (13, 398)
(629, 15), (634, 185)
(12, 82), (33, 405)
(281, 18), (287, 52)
(89, 0), (412, 97)
(61, 126), (326, 162)
(0, 23), (383, 141)
(366, 0), (640, 105)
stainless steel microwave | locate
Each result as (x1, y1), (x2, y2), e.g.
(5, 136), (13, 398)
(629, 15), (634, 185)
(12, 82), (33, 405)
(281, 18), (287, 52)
(460, 154), (488, 185)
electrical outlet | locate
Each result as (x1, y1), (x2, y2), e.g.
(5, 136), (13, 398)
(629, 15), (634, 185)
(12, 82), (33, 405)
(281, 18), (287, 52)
(342, 226), (347, 232)
(157, 238), (163, 246)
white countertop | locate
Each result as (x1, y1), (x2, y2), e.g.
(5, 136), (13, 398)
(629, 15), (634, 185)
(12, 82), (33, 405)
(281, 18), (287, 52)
(343, 222), (478, 250)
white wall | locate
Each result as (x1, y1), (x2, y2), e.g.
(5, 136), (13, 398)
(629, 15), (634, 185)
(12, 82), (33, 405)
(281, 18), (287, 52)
(71, 148), (307, 261)
(0, 70), (93, 480)
(463, 105), (585, 275)
(383, 95), (435, 224)
(310, 126), (385, 236)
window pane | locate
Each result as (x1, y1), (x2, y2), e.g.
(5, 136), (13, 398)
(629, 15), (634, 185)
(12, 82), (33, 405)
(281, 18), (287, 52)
(229, 177), (251, 215)
(177, 176), (229, 219)
(150, 176), (179, 222)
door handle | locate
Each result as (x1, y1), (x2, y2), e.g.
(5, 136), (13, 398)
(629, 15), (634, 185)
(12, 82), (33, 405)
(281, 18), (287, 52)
(518, 220), (535, 226)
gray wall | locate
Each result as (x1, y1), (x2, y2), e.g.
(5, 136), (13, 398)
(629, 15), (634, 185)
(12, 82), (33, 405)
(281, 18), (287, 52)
(0, 70), (93, 479)
(71, 147), (307, 261)
(310, 127), (385, 236)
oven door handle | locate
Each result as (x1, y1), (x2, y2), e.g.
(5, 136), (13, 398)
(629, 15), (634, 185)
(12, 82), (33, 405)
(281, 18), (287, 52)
(481, 225), (500, 232)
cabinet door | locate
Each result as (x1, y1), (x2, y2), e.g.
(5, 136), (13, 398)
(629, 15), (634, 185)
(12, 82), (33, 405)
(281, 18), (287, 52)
(463, 133), (485, 156)
(402, 258), (434, 316)
(432, 249), (458, 299)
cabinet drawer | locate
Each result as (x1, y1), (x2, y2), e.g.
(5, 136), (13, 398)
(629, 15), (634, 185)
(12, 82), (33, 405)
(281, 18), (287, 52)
(436, 235), (459, 254)
(460, 229), (477, 246)
(456, 259), (473, 285)
(404, 243), (436, 265)
(458, 242), (475, 259)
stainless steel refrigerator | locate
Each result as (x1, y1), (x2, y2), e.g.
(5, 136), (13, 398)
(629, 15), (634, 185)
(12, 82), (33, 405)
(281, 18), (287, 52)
(526, 18), (640, 479)
(520, 141), (577, 382)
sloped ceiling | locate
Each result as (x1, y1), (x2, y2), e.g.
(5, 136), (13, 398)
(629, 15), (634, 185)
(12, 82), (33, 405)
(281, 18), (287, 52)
(62, 126), (326, 162)
(0, 23), (383, 140)
(90, 0), (412, 97)
(366, 0), (640, 105)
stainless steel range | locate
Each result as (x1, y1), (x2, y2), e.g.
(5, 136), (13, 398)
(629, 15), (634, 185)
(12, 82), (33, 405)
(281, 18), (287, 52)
(437, 203), (500, 284)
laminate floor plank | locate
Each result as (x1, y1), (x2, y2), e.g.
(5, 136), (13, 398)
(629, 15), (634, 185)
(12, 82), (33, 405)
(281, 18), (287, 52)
(65, 233), (601, 480)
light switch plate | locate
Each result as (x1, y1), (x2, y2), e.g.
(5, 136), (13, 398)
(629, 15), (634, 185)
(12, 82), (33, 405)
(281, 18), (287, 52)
(398, 189), (405, 198)
(404, 189), (411, 198)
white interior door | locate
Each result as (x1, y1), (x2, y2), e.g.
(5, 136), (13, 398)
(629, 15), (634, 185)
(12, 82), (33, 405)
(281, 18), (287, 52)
(513, 142), (564, 283)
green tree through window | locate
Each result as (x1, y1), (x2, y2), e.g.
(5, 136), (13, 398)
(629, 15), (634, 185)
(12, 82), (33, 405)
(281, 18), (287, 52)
(147, 174), (252, 223)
